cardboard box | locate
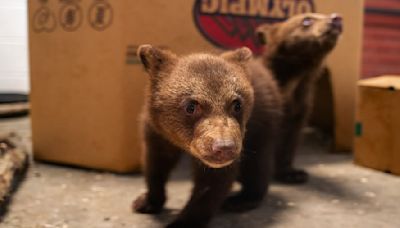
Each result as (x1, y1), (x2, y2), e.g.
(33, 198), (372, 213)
(29, 0), (143, 172)
(29, 0), (363, 172)
(354, 76), (400, 175)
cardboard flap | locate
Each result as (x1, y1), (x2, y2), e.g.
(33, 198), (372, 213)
(358, 76), (400, 90)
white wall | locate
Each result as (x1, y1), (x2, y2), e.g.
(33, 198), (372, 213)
(0, 0), (28, 92)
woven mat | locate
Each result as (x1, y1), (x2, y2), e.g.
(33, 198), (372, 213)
(0, 93), (29, 118)
(0, 103), (29, 118)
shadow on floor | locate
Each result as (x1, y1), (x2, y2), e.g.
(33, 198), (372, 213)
(145, 192), (291, 228)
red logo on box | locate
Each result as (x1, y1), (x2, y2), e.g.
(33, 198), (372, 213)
(193, 0), (315, 54)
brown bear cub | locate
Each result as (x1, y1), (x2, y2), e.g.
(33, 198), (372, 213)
(133, 45), (282, 227)
(256, 13), (343, 184)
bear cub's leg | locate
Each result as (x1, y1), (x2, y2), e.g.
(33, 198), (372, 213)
(167, 161), (238, 228)
(274, 107), (309, 184)
(222, 131), (274, 212)
(133, 125), (182, 214)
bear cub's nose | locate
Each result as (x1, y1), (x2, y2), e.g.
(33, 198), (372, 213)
(212, 139), (236, 155)
(330, 13), (343, 32)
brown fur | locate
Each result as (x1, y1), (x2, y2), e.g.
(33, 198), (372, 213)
(256, 13), (342, 183)
(133, 45), (282, 227)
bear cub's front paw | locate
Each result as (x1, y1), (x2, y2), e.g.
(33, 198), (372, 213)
(132, 193), (164, 214)
(222, 192), (262, 213)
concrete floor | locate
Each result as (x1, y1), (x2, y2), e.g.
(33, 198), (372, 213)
(1, 117), (400, 228)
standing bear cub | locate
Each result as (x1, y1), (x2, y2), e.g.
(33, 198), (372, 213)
(256, 13), (343, 184)
(133, 45), (282, 227)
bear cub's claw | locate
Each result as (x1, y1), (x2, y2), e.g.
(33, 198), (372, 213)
(132, 193), (164, 214)
(222, 193), (262, 213)
(275, 169), (309, 184)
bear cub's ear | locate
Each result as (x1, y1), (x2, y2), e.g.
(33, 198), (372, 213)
(255, 23), (279, 45)
(137, 45), (177, 75)
(221, 47), (253, 64)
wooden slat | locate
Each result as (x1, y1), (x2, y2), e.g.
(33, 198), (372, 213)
(362, 0), (400, 78)
(365, 0), (400, 10)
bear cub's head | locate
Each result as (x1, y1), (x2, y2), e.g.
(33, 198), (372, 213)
(138, 45), (254, 168)
(257, 13), (343, 60)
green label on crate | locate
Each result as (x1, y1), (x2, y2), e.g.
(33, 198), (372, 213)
(355, 122), (363, 137)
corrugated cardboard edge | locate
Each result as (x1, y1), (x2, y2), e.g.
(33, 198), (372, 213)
(358, 75), (400, 90)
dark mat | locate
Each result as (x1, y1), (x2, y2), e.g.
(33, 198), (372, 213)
(0, 94), (28, 104)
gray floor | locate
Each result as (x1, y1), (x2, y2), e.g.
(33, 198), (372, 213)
(1, 117), (399, 228)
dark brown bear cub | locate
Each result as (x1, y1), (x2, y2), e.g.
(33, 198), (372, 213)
(256, 13), (343, 184)
(133, 45), (282, 227)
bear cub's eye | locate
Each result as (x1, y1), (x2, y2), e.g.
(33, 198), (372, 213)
(185, 100), (199, 115)
(232, 99), (242, 113)
(302, 17), (314, 27)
